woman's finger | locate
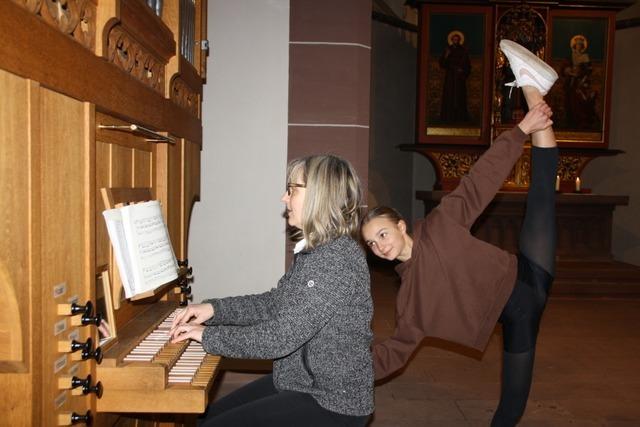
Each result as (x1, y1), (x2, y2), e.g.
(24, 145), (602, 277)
(171, 325), (190, 343)
(172, 308), (188, 328)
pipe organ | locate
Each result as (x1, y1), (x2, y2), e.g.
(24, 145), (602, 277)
(0, 1), (217, 426)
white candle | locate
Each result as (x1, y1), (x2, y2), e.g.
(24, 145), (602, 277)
(575, 177), (581, 192)
(555, 175), (560, 192)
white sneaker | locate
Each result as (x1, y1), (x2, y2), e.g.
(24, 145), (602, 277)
(500, 39), (558, 96)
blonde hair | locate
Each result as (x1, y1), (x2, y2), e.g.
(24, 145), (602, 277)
(286, 155), (363, 248)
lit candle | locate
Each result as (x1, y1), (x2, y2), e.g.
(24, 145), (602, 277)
(575, 177), (581, 192)
(555, 175), (560, 192)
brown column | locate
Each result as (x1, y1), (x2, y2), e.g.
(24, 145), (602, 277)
(288, 0), (371, 190)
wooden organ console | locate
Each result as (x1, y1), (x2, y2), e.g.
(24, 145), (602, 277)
(97, 303), (221, 414)
(0, 1), (219, 426)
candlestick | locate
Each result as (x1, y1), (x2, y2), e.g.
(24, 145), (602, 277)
(575, 177), (581, 192)
(555, 175), (560, 192)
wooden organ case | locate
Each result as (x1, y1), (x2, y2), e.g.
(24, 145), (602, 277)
(0, 1), (218, 426)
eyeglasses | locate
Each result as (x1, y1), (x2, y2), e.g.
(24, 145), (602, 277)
(286, 183), (305, 196)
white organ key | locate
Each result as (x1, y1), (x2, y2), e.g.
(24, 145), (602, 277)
(123, 308), (182, 362)
(121, 309), (214, 385)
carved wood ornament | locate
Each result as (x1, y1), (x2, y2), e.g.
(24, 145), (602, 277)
(15, 0), (95, 49)
(107, 24), (165, 94)
(170, 76), (199, 116)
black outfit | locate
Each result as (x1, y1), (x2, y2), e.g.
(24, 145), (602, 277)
(492, 146), (558, 426)
(197, 374), (370, 427)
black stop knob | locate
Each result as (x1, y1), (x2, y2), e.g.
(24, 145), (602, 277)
(70, 338), (92, 353)
(80, 345), (103, 364)
(70, 410), (92, 425)
(70, 301), (93, 316)
(79, 312), (103, 327)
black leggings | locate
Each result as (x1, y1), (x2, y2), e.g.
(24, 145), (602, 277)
(492, 147), (558, 427)
(197, 374), (371, 427)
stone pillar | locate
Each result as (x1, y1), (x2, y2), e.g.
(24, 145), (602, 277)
(288, 0), (372, 191)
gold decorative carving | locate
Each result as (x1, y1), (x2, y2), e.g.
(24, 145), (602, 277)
(505, 149), (531, 187)
(13, 0), (95, 49)
(496, 5), (547, 55)
(107, 25), (164, 94)
(494, 4), (547, 127)
(558, 155), (583, 180)
(437, 149), (531, 189)
(171, 77), (199, 117)
(435, 152), (481, 178)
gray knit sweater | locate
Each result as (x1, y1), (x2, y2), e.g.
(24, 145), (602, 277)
(201, 235), (374, 416)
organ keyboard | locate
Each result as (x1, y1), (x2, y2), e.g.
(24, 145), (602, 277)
(97, 302), (221, 414)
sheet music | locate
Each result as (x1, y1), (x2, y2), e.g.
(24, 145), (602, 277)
(102, 209), (137, 298)
(103, 200), (178, 298)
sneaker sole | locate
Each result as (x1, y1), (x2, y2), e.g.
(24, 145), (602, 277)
(499, 40), (558, 84)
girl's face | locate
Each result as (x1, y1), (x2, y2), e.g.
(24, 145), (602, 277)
(281, 177), (306, 230)
(361, 216), (410, 261)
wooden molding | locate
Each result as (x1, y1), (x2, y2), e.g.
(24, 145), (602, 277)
(119, 0), (175, 63)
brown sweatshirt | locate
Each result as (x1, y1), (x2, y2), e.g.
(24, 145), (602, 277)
(373, 127), (528, 380)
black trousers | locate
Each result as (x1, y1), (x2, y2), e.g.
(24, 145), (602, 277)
(492, 146), (558, 427)
(197, 374), (371, 427)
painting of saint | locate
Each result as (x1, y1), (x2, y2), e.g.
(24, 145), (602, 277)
(562, 35), (599, 129)
(421, 10), (487, 140)
(439, 30), (471, 123)
(549, 16), (609, 137)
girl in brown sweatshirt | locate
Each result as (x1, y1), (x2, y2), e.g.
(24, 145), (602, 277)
(361, 40), (559, 426)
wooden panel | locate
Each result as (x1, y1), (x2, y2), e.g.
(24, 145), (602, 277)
(133, 148), (153, 188)
(0, 69), (37, 426)
(111, 144), (134, 188)
(101, 188), (154, 209)
(40, 88), (94, 427)
(182, 140), (201, 260)
(98, 387), (208, 413)
(0, 69), (29, 368)
(99, 365), (168, 390)
(96, 141), (112, 268)
(153, 141), (182, 255)
(167, 141), (183, 256)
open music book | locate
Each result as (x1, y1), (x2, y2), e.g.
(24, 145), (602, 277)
(102, 200), (179, 299)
